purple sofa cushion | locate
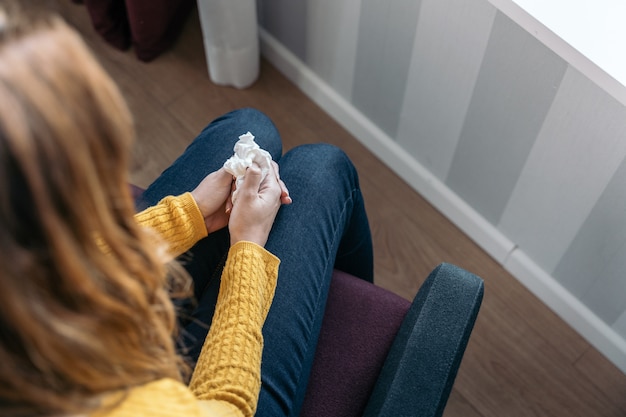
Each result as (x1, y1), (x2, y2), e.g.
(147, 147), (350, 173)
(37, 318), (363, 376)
(78, 0), (194, 61)
(124, 0), (194, 61)
(300, 270), (411, 417)
(80, 0), (131, 51)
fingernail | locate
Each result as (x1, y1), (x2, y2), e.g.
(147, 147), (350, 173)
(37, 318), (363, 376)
(225, 206), (232, 214)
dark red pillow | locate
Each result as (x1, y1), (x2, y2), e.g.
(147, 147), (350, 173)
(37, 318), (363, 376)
(124, 0), (194, 61)
(300, 270), (410, 417)
(80, 0), (194, 61)
(82, 0), (131, 51)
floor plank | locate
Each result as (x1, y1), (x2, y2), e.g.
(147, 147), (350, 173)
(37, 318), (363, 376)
(575, 347), (626, 413)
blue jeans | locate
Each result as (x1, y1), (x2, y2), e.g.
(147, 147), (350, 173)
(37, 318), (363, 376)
(136, 108), (374, 417)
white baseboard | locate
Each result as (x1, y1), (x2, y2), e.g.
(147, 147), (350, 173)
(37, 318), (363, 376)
(259, 28), (626, 374)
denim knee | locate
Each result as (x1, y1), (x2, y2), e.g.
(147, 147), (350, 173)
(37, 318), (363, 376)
(290, 143), (355, 171)
(227, 107), (269, 124)
(225, 108), (283, 159)
(281, 143), (359, 190)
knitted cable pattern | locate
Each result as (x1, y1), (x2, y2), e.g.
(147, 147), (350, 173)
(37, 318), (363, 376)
(134, 192), (208, 257)
(189, 241), (279, 416)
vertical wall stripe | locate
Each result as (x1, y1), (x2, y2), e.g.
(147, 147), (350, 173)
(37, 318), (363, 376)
(445, 12), (567, 225)
(305, 0), (362, 99)
(258, 0), (307, 61)
(500, 67), (626, 273)
(551, 154), (626, 323)
(614, 311), (626, 340)
(581, 240), (626, 324)
(396, 0), (496, 180)
(352, 0), (423, 137)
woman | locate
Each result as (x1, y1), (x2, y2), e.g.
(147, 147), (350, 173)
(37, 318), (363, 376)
(0, 4), (373, 417)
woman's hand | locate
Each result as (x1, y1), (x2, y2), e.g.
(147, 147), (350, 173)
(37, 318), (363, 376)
(191, 168), (234, 234)
(272, 161), (292, 206)
(229, 162), (290, 247)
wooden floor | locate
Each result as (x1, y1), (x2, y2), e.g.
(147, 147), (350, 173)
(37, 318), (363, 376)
(49, 2), (626, 416)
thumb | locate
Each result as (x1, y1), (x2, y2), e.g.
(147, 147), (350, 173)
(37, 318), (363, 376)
(239, 164), (263, 194)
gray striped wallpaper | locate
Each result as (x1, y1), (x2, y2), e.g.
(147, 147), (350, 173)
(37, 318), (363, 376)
(258, 0), (626, 359)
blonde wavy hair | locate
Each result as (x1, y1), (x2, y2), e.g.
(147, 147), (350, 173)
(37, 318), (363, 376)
(0, 4), (189, 416)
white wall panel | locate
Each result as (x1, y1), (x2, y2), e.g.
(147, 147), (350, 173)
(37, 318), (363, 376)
(396, 0), (496, 180)
(498, 67), (626, 273)
(305, 0), (362, 100)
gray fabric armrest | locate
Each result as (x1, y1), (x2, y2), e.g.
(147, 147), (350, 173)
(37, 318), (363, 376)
(363, 263), (484, 417)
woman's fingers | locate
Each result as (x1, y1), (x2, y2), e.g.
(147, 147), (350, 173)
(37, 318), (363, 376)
(225, 178), (236, 214)
(271, 161), (292, 204)
(228, 163), (282, 247)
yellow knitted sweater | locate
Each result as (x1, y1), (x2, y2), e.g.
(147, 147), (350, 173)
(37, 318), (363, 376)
(92, 193), (279, 417)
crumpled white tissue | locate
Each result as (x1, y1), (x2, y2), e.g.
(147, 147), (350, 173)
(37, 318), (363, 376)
(223, 132), (272, 203)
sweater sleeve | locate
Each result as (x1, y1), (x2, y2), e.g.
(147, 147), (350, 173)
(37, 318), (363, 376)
(189, 241), (280, 417)
(133, 192), (208, 257)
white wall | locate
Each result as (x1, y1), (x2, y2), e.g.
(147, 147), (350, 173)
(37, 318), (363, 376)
(511, 0), (626, 87)
(257, 0), (626, 373)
